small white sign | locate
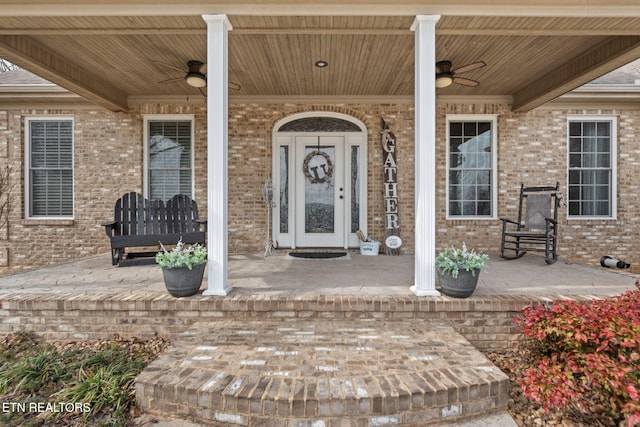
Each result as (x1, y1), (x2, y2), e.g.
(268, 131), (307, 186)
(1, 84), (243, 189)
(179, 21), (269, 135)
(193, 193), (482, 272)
(385, 235), (402, 249)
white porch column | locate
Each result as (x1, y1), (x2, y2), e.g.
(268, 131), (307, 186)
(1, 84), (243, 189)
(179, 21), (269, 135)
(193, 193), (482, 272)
(202, 14), (232, 296)
(411, 15), (441, 296)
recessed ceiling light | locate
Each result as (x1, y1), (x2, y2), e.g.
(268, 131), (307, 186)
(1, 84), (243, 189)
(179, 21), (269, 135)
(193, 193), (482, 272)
(314, 60), (328, 68)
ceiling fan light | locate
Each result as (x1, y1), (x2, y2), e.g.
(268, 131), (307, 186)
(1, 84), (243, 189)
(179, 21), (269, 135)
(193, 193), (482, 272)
(185, 72), (207, 88)
(436, 73), (453, 88)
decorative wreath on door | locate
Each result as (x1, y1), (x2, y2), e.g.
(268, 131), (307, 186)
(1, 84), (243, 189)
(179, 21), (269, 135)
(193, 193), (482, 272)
(303, 150), (334, 184)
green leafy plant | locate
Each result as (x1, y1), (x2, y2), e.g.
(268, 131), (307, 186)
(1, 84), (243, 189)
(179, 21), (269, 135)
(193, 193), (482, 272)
(0, 334), (169, 427)
(155, 238), (207, 270)
(0, 348), (70, 394)
(53, 361), (143, 425)
(516, 284), (640, 426)
(435, 242), (489, 278)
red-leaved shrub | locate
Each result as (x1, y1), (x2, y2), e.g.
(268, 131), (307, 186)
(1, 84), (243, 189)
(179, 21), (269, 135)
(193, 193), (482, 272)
(516, 282), (640, 426)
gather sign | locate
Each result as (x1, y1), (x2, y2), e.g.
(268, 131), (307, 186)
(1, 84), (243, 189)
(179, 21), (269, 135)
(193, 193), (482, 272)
(381, 119), (401, 255)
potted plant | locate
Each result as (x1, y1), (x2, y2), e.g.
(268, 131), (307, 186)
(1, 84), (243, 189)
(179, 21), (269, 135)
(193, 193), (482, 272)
(435, 243), (489, 298)
(155, 239), (207, 297)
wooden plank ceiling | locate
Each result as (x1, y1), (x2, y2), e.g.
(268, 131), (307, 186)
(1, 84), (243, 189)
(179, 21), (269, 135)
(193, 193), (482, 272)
(0, 14), (640, 111)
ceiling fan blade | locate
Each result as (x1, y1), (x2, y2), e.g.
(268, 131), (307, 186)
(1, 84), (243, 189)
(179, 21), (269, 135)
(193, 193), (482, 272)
(158, 77), (183, 84)
(153, 60), (186, 73)
(453, 77), (480, 87)
(452, 61), (486, 74)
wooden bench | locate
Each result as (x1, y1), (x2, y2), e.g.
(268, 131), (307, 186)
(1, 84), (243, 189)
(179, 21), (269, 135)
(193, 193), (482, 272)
(101, 192), (207, 266)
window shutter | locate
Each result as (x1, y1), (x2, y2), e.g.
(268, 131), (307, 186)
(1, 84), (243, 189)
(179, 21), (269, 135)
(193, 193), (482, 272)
(29, 120), (73, 217)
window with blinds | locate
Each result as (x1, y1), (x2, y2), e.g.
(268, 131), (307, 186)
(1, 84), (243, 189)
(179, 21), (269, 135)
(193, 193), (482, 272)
(147, 119), (193, 201)
(568, 117), (617, 218)
(446, 115), (497, 219)
(26, 118), (73, 218)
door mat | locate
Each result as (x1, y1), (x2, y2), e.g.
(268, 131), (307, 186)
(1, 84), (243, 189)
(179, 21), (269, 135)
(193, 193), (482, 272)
(288, 252), (349, 259)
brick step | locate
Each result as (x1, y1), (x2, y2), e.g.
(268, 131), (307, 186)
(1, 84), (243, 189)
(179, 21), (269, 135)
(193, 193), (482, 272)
(136, 318), (510, 426)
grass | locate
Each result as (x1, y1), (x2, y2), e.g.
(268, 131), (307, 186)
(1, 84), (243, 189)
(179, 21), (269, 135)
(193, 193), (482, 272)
(0, 332), (169, 427)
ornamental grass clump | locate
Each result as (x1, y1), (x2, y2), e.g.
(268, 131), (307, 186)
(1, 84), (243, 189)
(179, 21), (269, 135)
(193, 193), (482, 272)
(516, 282), (640, 426)
(0, 334), (169, 427)
(435, 243), (489, 278)
(155, 239), (207, 270)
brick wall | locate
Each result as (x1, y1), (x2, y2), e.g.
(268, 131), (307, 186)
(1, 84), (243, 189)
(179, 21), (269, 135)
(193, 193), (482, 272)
(0, 292), (525, 351)
(437, 105), (640, 270)
(226, 103), (416, 253)
(0, 108), (143, 272)
(0, 102), (638, 274)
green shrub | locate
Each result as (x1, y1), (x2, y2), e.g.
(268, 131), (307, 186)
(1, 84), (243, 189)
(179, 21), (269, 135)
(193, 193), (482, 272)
(52, 361), (143, 425)
(516, 284), (640, 426)
(0, 334), (169, 427)
(0, 348), (70, 394)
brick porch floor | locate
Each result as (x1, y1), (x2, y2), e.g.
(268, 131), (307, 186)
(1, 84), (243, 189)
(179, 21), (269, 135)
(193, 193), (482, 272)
(0, 250), (635, 297)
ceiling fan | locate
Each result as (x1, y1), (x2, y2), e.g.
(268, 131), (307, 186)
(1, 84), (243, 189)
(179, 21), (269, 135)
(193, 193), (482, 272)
(435, 60), (486, 88)
(155, 60), (241, 92)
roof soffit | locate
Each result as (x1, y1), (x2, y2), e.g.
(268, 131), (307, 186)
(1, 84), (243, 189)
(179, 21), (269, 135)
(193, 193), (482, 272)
(2, 1), (640, 17)
(0, 13), (640, 111)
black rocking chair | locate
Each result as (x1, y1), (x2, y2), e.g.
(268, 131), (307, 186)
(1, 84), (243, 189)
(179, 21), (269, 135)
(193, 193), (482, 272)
(500, 183), (561, 264)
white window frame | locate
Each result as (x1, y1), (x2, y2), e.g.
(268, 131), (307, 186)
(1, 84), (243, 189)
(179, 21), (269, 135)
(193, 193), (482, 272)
(445, 114), (498, 220)
(143, 114), (195, 200)
(567, 115), (617, 220)
(24, 116), (75, 219)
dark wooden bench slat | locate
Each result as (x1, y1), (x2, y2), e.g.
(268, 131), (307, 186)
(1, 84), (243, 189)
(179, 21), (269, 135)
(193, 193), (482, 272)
(126, 193), (132, 235)
(158, 199), (165, 234)
(166, 194), (200, 234)
(135, 193), (144, 236)
(142, 197), (150, 236)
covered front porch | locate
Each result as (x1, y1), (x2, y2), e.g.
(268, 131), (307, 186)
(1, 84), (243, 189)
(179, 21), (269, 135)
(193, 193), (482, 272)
(0, 3), (639, 286)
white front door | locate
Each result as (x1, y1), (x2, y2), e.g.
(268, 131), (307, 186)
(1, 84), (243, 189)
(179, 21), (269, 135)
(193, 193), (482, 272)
(273, 113), (367, 250)
(295, 135), (344, 247)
